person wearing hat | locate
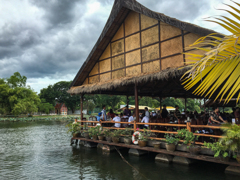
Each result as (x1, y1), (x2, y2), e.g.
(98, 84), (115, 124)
(96, 112), (102, 121)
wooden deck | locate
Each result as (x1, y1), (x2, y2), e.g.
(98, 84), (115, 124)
(73, 137), (240, 167)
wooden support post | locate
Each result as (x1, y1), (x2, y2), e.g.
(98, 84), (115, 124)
(187, 122), (191, 132)
(135, 83), (139, 125)
(126, 95), (129, 107)
(81, 94), (84, 125)
(134, 120), (136, 132)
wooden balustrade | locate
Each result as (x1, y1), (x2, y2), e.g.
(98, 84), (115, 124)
(75, 119), (224, 141)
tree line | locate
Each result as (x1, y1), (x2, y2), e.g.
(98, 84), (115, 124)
(0, 72), (203, 115)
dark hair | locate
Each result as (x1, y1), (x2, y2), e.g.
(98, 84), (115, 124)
(145, 107), (148, 110)
(123, 112), (127, 116)
(163, 104), (166, 107)
(110, 109), (113, 114)
(175, 105), (179, 108)
(213, 106), (218, 110)
(120, 113), (123, 116)
(115, 113), (118, 116)
(102, 105), (106, 109)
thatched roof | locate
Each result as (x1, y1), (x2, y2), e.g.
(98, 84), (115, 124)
(68, 66), (196, 97)
(70, 0), (218, 88)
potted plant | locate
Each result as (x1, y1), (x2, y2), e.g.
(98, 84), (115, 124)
(152, 141), (161, 149)
(220, 123), (240, 163)
(97, 130), (105, 141)
(88, 126), (100, 140)
(164, 133), (179, 152)
(138, 128), (152, 147)
(203, 141), (229, 162)
(111, 130), (122, 143)
(122, 128), (132, 145)
(66, 122), (81, 137)
(177, 129), (201, 155)
(103, 129), (112, 142)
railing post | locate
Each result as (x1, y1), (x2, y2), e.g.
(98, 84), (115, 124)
(187, 122), (191, 132)
(134, 120), (136, 132)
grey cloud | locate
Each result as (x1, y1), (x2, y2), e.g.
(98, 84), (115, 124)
(30, 0), (87, 27)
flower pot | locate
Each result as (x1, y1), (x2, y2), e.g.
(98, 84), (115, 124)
(189, 145), (201, 155)
(112, 137), (119, 143)
(138, 140), (147, 147)
(98, 135), (104, 141)
(236, 154), (240, 164)
(123, 137), (132, 145)
(153, 142), (161, 149)
(166, 143), (176, 152)
(83, 132), (90, 139)
(106, 136), (112, 143)
(92, 135), (98, 140)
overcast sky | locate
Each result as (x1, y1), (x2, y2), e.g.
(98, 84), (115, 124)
(0, 0), (233, 93)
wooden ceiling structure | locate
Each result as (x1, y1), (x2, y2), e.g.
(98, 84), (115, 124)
(68, 0), (218, 99)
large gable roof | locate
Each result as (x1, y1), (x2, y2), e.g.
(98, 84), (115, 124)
(70, 0), (217, 88)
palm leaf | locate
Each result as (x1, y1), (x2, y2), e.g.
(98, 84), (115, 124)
(182, 1), (240, 103)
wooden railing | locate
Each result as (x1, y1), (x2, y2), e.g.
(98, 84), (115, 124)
(75, 119), (224, 142)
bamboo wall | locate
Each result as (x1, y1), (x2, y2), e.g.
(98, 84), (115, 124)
(84, 11), (204, 85)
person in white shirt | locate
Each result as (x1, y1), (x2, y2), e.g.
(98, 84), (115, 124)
(128, 113), (135, 128)
(145, 107), (150, 118)
(140, 115), (149, 129)
(112, 114), (121, 128)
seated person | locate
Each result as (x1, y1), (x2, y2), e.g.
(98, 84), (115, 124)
(140, 113), (149, 129)
(151, 111), (157, 117)
(128, 112), (135, 128)
(208, 107), (227, 125)
(107, 109), (115, 119)
(96, 112), (102, 121)
(111, 113), (121, 128)
(122, 112), (129, 118)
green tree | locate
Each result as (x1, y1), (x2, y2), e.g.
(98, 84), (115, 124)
(6, 72), (27, 88)
(39, 81), (80, 113)
(38, 99), (55, 114)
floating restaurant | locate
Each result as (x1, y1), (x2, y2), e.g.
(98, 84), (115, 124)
(67, 0), (240, 175)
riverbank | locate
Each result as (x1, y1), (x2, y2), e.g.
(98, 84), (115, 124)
(0, 115), (90, 122)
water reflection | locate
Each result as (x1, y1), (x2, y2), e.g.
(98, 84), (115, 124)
(0, 121), (240, 180)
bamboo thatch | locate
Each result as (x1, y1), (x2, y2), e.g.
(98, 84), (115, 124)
(68, 66), (190, 95)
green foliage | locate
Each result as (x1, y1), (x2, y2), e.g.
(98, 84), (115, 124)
(121, 127), (133, 138)
(139, 128), (153, 141)
(220, 123), (240, 154)
(111, 129), (123, 138)
(203, 141), (229, 158)
(103, 129), (112, 137)
(164, 133), (180, 145)
(66, 122), (81, 135)
(39, 81), (80, 113)
(0, 73), (41, 115)
(88, 126), (101, 136)
(0, 116), (76, 122)
(38, 99), (55, 114)
(177, 129), (199, 147)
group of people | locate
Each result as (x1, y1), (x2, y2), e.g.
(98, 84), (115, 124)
(97, 105), (136, 128)
(96, 104), (240, 131)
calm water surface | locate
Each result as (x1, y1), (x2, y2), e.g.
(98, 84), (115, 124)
(0, 121), (239, 180)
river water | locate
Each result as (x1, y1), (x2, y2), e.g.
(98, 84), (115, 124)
(0, 121), (239, 180)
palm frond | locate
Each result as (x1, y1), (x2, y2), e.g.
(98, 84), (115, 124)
(182, 1), (240, 103)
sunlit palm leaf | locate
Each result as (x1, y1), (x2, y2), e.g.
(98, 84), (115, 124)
(182, 1), (240, 103)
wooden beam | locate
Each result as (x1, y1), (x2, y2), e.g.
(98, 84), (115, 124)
(135, 83), (139, 124)
(81, 94), (83, 121)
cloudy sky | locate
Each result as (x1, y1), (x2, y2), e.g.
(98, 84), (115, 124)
(0, 0), (234, 93)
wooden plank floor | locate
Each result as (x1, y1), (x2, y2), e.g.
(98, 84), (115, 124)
(73, 137), (240, 167)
